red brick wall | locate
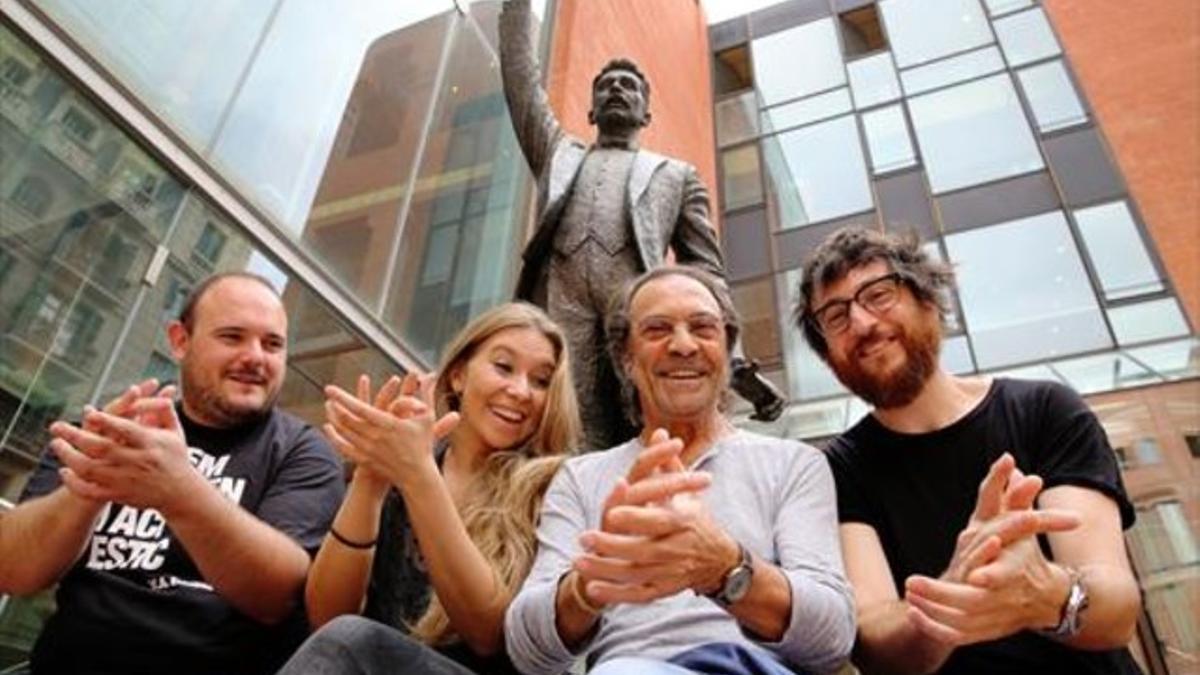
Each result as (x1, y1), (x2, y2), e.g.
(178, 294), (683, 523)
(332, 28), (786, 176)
(1044, 0), (1200, 325)
(545, 0), (720, 230)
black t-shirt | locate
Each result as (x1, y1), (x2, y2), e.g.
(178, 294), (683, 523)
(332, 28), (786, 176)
(362, 446), (521, 675)
(826, 378), (1141, 675)
(19, 406), (345, 675)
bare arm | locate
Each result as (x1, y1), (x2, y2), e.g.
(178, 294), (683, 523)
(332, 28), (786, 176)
(499, 0), (564, 177)
(0, 487), (104, 594)
(1035, 485), (1140, 649)
(305, 471), (389, 628)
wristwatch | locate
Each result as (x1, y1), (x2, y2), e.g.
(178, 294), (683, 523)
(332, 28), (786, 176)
(708, 541), (754, 607)
(1041, 566), (1089, 638)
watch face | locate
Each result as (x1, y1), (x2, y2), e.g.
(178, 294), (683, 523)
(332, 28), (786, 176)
(725, 565), (753, 603)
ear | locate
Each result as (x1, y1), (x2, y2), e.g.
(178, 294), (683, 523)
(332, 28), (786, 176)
(448, 364), (466, 398)
(166, 321), (190, 361)
(641, 109), (652, 127)
(587, 108), (596, 126)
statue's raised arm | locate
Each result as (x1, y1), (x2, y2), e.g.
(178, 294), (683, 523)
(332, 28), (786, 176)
(499, 0), (563, 179)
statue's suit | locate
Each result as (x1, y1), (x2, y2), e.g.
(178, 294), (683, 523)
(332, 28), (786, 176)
(501, 0), (725, 450)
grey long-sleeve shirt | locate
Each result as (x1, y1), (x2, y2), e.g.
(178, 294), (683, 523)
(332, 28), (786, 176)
(505, 430), (855, 674)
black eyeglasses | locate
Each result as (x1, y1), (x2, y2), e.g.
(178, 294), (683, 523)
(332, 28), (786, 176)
(807, 273), (905, 337)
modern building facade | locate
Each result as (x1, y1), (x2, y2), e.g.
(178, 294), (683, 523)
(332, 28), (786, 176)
(0, 0), (1194, 671)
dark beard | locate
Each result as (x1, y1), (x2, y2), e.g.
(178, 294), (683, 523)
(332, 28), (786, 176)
(831, 318), (940, 410)
(181, 364), (275, 428)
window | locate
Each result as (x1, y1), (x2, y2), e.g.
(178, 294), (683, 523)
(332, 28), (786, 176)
(861, 105), (917, 174)
(900, 46), (1006, 96)
(713, 45), (753, 96)
(1129, 501), (1200, 573)
(731, 279), (781, 367)
(945, 211), (1111, 369)
(1051, 353), (1155, 395)
(192, 221), (227, 267)
(751, 19), (846, 106)
(762, 115), (873, 228)
(847, 52), (901, 109)
(716, 91), (759, 146)
(1106, 299), (1190, 346)
(0, 57), (32, 88)
(994, 8), (1062, 67)
(721, 144), (764, 211)
(907, 74), (1044, 193)
(760, 88), (852, 133)
(779, 269), (847, 401)
(60, 105), (98, 146)
(10, 175), (53, 217)
(941, 335), (976, 374)
(838, 5), (886, 58)
(1017, 60), (1088, 132)
(142, 351), (178, 384)
(1126, 338), (1200, 381)
(983, 0), (1032, 17)
(1074, 201), (1164, 300)
(879, 0), (992, 68)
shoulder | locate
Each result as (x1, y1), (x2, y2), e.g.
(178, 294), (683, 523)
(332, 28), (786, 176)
(990, 377), (1091, 425)
(562, 439), (640, 479)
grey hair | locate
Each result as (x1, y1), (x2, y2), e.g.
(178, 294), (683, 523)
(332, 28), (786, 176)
(795, 226), (955, 358)
(604, 266), (740, 427)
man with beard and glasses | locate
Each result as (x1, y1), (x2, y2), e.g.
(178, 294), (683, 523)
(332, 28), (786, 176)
(506, 267), (854, 675)
(796, 227), (1143, 675)
(0, 273), (345, 675)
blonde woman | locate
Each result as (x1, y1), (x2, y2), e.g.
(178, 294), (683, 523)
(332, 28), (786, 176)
(278, 302), (579, 675)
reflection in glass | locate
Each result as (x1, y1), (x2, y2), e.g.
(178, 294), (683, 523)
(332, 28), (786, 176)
(731, 279), (781, 367)
(994, 8), (1062, 68)
(1126, 338), (1200, 381)
(862, 105), (917, 174)
(760, 89), (852, 134)
(716, 90), (760, 146)
(721, 144), (764, 211)
(762, 116), (873, 229)
(751, 19), (846, 106)
(779, 270), (847, 401)
(1107, 299), (1190, 346)
(847, 52), (902, 109)
(1017, 60), (1088, 133)
(899, 46), (1006, 97)
(1051, 352), (1156, 395)
(908, 74), (1043, 193)
(983, 0), (1033, 16)
(383, 19), (530, 363)
(1074, 201), (1164, 300)
(946, 211), (1111, 369)
(878, 0), (992, 68)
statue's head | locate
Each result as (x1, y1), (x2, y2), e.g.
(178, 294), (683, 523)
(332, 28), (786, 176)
(588, 58), (652, 132)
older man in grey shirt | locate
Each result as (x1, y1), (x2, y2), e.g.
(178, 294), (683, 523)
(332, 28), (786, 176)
(506, 267), (854, 675)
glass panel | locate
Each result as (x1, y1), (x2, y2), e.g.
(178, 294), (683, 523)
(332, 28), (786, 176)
(750, 19), (846, 106)
(779, 270), (848, 401)
(209, 3), (449, 231)
(838, 5), (887, 58)
(1017, 60), (1088, 132)
(760, 88), (853, 133)
(1107, 299), (1190, 346)
(1074, 201), (1164, 301)
(908, 74), (1044, 193)
(986, 364), (1063, 382)
(878, 0), (993, 68)
(1051, 352), (1157, 395)
(731, 278), (781, 366)
(713, 44), (754, 96)
(762, 115), (873, 228)
(983, 0), (1033, 17)
(941, 334), (976, 374)
(945, 211), (1112, 369)
(383, 20), (531, 362)
(777, 397), (853, 439)
(716, 90), (760, 146)
(862, 105), (917, 173)
(899, 46), (1006, 96)
(847, 51), (901, 109)
(994, 8), (1062, 67)
(1126, 338), (1200, 381)
(35, 0), (278, 145)
(721, 144), (764, 211)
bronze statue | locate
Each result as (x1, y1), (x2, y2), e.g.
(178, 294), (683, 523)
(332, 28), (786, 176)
(499, 0), (783, 450)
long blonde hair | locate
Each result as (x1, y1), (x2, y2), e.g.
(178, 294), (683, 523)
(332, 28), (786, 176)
(411, 302), (580, 645)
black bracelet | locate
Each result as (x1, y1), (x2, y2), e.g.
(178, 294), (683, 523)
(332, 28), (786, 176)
(329, 527), (376, 550)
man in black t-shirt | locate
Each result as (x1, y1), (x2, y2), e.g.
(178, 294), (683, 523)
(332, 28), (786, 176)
(792, 227), (1143, 674)
(0, 273), (345, 675)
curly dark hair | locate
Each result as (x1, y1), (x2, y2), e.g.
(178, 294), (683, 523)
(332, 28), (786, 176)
(795, 226), (955, 358)
(605, 267), (739, 427)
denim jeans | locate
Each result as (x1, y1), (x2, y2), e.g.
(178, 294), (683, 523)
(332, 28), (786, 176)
(274, 615), (476, 675)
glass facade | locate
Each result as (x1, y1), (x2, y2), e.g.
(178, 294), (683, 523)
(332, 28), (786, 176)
(712, 2), (1197, 671)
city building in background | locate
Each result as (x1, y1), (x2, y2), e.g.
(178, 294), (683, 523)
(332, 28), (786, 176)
(0, 0), (1194, 672)
(707, 1), (1197, 672)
